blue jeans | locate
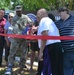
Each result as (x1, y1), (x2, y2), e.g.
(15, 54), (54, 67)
(63, 51), (74, 75)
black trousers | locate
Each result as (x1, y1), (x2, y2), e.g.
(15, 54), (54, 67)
(5, 41), (10, 62)
(48, 42), (63, 75)
(37, 61), (43, 75)
(37, 42), (63, 75)
(0, 36), (5, 65)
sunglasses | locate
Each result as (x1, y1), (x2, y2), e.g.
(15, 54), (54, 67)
(9, 16), (13, 18)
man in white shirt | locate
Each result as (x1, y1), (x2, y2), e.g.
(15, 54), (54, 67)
(36, 8), (63, 75)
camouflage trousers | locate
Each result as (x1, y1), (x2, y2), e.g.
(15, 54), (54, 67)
(8, 38), (28, 69)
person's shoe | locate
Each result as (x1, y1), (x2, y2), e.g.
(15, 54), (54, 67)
(4, 67), (12, 75)
(29, 67), (33, 72)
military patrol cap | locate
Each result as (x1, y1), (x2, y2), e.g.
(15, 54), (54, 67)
(15, 5), (22, 11)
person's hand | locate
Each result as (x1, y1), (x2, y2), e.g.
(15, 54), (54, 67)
(6, 41), (10, 47)
(39, 51), (43, 61)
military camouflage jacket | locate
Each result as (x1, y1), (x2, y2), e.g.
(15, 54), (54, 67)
(11, 14), (31, 34)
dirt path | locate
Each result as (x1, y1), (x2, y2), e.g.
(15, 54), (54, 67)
(0, 52), (38, 75)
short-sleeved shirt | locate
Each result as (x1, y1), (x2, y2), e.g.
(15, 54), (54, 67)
(56, 15), (74, 51)
(4, 21), (13, 42)
(37, 17), (61, 48)
(0, 18), (6, 33)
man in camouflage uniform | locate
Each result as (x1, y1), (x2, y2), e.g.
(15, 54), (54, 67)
(4, 5), (32, 75)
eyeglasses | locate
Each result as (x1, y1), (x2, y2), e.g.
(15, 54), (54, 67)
(9, 16), (13, 18)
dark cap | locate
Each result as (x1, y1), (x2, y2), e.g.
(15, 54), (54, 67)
(58, 7), (68, 12)
(15, 5), (22, 11)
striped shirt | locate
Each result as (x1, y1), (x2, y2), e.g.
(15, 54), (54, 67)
(56, 15), (74, 52)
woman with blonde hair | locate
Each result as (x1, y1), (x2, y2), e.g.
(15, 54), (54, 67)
(4, 13), (15, 65)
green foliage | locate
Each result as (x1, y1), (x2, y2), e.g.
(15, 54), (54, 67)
(0, 69), (6, 75)
(0, 0), (74, 11)
(0, 0), (10, 9)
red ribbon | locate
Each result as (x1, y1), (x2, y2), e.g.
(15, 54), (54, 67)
(0, 34), (74, 40)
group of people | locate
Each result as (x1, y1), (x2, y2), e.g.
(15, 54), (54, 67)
(0, 4), (74, 75)
(36, 7), (74, 75)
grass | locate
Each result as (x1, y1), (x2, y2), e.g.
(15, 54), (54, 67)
(0, 69), (6, 75)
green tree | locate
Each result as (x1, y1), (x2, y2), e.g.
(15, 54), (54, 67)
(0, 0), (74, 11)
(0, 0), (10, 9)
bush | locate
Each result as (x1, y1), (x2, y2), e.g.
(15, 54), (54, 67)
(0, 69), (6, 75)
